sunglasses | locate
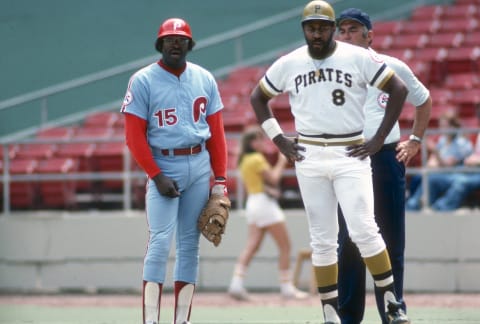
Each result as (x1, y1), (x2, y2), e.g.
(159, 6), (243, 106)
(163, 37), (190, 45)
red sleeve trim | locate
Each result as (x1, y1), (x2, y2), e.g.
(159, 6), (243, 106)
(124, 113), (161, 178)
(206, 111), (227, 179)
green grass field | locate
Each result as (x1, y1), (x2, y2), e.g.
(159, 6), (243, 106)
(1, 305), (480, 323)
(1, 293), (480, 324)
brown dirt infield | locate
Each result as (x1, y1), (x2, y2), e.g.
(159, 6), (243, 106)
(1, 292), (479, 309)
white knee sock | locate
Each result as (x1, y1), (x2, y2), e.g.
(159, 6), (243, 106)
(144, 282), (160, 323)
(175, 283), (194, 324)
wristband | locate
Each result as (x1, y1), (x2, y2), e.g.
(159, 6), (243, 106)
(261, 118), (283, 140)
(409, 134), (422, 143)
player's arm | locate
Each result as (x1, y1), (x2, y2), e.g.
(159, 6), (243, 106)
(392, 60), (432, 164)
(206, 111), (228, 196)
(250, 85), (305, 162)
(396, 96), (432, 165)
(124, 113), (160, 178)
(124, 113), (179, 197)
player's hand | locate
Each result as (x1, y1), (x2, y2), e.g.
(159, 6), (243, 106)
(273, 135), (305, 163)
(346, 137), (384, 160)
(152, 173), (180, 198)
(396, 139), (421, 166)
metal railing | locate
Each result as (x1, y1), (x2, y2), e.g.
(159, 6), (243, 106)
(1, 127), (478, 215)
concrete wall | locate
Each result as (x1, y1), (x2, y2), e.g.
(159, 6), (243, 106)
(1, 209), (479, 293)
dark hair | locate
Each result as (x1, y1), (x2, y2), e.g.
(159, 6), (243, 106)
(440, 109), (461, 128)
(237, 125), (264, 166)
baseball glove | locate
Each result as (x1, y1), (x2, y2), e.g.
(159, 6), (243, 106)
(197, 194), (231, 247)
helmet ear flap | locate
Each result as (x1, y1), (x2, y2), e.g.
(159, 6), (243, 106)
(155, 38), (163, 52)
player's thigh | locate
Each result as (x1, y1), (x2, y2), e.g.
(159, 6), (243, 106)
(334, 158), (374, 224)
(296, 170), (338, 227)
(177, 173), (210, 240)
(146, 179), (179, 233)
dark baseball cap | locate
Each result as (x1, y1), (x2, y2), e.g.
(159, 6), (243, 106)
(337, 8), (372, 30)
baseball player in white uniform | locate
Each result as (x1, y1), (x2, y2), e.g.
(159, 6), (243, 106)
(250, 1), (410, 323)
(121, 18), (228, 324)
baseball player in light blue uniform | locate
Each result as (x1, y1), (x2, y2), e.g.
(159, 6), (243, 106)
(121, 18), (228, 324)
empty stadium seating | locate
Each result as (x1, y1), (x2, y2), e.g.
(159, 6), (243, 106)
(36, 157), (78, 209)
(4, 0), (479, 211)
(0, 158), (38, 209)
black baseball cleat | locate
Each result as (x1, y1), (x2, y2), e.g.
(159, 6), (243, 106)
(386, 301), (410, 324)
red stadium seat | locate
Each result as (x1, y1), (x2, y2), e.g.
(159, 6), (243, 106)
(36, 157), (78, 209)
(462, 31), (480, 47)
(437, 18), (478, 33)
(444, 46), (480, 74)
(372, 21), (403, 36)
(91, 141), (126, 191)
(1, 158), (38, 209)
(389, 34), (428, 50)
(268, 93), (289, 110)
(83, 111), (119, 129)
(406, 60), (431, 85)
(410, 5), (444, 21)
(413, 47), (447, 63)
(226, 66), (266, 85)
(226, 137), (240, 158)
(411, 48), (448, 85)
(428, 87), (454, 105)
(14, 143), (56, 159)
(113, 115), (125, 129)
(441, 4), (477, 19)
(223, 109), (250, 133)
(56, 143), (96, 192)
(444, 72), (480, 90)
(74, 126), (113, 140)
(35, 126), (74, 140)
(371, 34), (392, 50)
(450, 89), (480, 117)
(399, 20), (440, 35)
(0, 144), (17, 160)
(454, 0), (480, 5)
(425, 32), (464, 48)
(462, 116), (479, 128)
(399, 102), (416, 129)
(381, 49), (412, 62)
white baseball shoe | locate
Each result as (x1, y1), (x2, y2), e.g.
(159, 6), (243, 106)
(228, 284), (250, 301)
(281, 284), (309, 299)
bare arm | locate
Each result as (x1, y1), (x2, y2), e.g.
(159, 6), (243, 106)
(263, 152), (288, 187)
(250, 85), (275, 124)
(250, 85), (305, 162)
(396, 95), (432, 165)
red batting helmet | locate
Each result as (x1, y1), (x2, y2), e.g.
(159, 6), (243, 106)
(155, 18), (196, 52)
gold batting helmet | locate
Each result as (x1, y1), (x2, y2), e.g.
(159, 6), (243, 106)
(302, 0), (335, 24)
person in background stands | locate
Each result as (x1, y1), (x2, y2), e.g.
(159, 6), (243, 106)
(431, 105), (480, 211)
(228, 126), (308, 301)
(406, 109), (473, 211)
(335, 8), (432, 324)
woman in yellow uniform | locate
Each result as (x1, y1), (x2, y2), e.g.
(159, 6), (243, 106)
(228, 125), (307, 300)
